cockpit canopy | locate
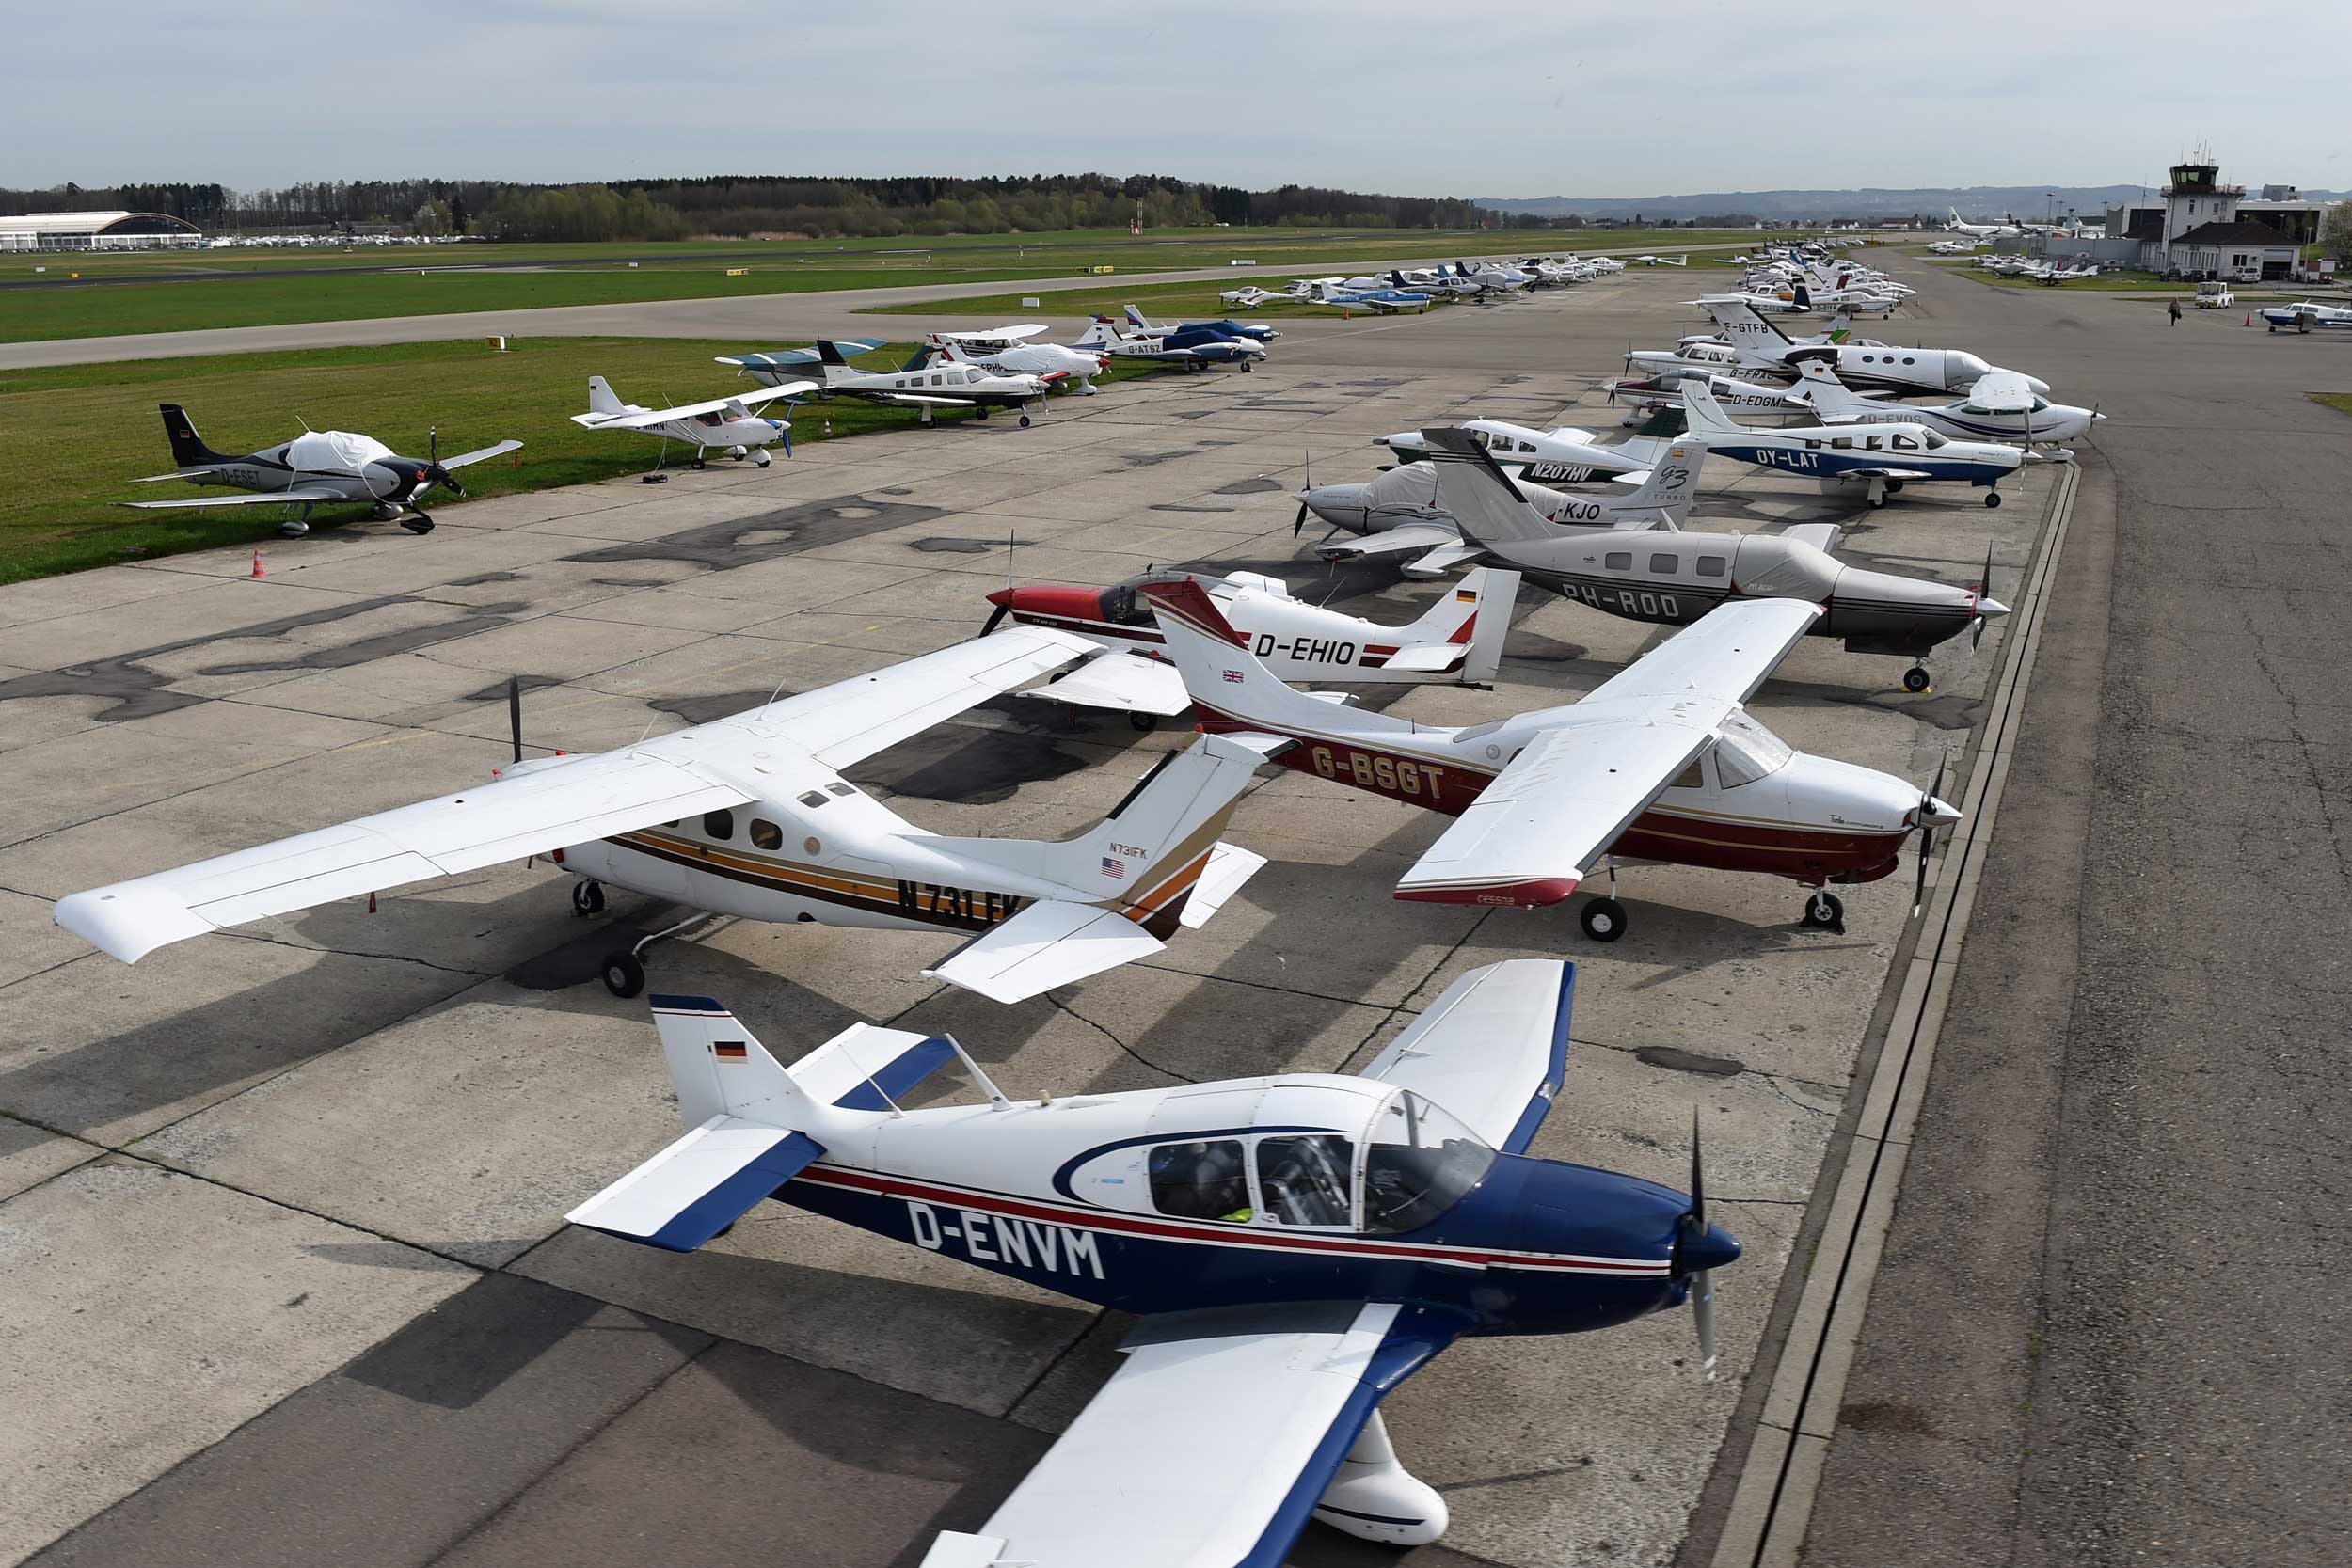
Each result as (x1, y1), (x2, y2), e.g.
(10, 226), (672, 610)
(1124, 1087), (1497, 1235)
(1711, 708), (1794, 788)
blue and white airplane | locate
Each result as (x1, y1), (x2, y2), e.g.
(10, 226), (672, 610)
(1075, 316), (1271, 371)
(568, 959), (1737, 1566)
(1122, 303), (1279, 342)
(1302, 278), (1434, 314)
(2258, 300), (2352, 332)
(1682, 376), (2026, 508)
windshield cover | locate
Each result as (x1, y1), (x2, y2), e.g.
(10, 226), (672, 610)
(1361, 1090), (1497, 1234)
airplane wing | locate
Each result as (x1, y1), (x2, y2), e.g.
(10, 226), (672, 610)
(1019, 650), (1191, 717)
(1780, 522), (1844, 555)
(1400, 539), (1488, 580)
(55, 752), (755, 963)
(129, 466), (238, 483)
(932, 324), (1047, 341)
(1394, 600), (1820, 907)
(578, 382), (818, 430)
(1313, 521), (1461, 563)
(920, 1301), (1460, 1568)
(1360, 958), (1571, 1152)
(117, 486), (351, 510)
(759, 626), (1094, 768)
(436, 439), (524, 470)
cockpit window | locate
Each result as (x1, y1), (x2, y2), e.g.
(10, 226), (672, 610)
(1923, 432), (1947, 450)
(1255, 1134), (1354, 1227)
(1712, 709), (1794, 788)
(1149, 1140), (1251, 1222)
(1102, 584), (1152, 626)
(1361, 1091), (1496, 1235)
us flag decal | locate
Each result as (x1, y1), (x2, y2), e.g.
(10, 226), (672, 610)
(1101, 856), (1125, 879)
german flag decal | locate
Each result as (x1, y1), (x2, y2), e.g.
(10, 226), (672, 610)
(713, 1040), (748, 1062)
(1455, 588), (1477, 602)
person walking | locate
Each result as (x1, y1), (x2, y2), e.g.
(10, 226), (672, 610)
(2169, 298), (2183, 326)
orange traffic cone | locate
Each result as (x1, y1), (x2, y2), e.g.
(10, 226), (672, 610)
(2244, 311), (2252, 326)
(249, 548), (266, 578)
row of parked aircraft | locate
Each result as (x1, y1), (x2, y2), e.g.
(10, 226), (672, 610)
(66, 248), (2049, 1565)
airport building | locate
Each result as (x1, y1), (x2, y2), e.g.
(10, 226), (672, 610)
(0, 210), (204, 252)
(2100, 162), (2321, 279)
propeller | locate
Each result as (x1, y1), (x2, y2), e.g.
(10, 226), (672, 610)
(1912, 751), (1948, 914)
(507, 674), (525, 765)
(1970, 539), (1994, 649)
(1294, 451), (1312, 537)
(1673, 1105), (1719, 1381)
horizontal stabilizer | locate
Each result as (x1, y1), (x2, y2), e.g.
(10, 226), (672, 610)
(565, 1118), (822, 1252)
(1178, 842), (1264, 930)
(1380, 642), (1470, 675)
(924, 899), (1165, 1004)
(1402, 539), (1487, 580)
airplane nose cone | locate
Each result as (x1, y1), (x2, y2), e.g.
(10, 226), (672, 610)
(1680, 1222), (1741, 1273)
(984, 587), (1016, 608)
(2026, 376), (2051, 396)
(1976, 595), (2012, 619)
(1920, 795), (1963, 829)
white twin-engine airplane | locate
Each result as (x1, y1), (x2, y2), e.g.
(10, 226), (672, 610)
(978, 567), (1519, 726)
(1786, 358), (2104, 449)
(568, 375), (818, 467)
(1697, 297), (2050, 400)
(567, 959), (1739, 1565)
(922, 325), (1109, 396)
(1144, 578), (1959, 939)
(119, 404), (523, 538)
(716, 340), (1056, 426)
(52, 631), (1267, 1006)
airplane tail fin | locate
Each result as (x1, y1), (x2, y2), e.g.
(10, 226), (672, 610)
(1420, 428), (1557, 546)
(1142, 577), (1395, 740)
(159, 404), (229, 469)
(1074, 318), (1119, 346)
(933, 339), (975, 363)
(1124, 304), (1152, 331)
(901, 345), (937, 372)
(1678, 377), (1743, 439)
(587, 376), (625, 417)
(1396, 566), (1520, 684)
(565, 997), (962, 1251)
(1788, 356), (1862, 410)
(814, 340), (851, 368)
(1699, 295), (1790, 351)
(1613, 443), (1708, 523)
(1793, 283), (1813, 311)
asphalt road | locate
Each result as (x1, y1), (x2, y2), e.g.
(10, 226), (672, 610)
(1793, 259), (2352, 1566)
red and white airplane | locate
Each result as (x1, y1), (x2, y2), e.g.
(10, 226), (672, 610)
(568, 958), (1738, 1566)
(980, 567), (1518, 729)
(53, 631), (1266, 1005)
(1143, 579), (1959, 939)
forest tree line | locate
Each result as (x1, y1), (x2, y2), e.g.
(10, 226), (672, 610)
(0, 173), (1494, 240)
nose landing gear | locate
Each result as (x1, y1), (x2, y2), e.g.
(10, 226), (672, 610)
(1901, 667), (1932, 693)
(1801, 888), (1846, 933)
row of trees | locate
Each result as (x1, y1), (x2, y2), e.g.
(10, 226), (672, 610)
(0, 172), (1486, 241)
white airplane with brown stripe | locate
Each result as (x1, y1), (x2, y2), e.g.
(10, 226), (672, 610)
(54, 630), (1266, 1006)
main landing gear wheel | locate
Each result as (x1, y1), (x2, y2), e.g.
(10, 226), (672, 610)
(976, 407), (991, 420)
(601, 951), (645, 999)
(1580, 897), (1627, 942)
(278, 521), (310, 538)
(1984, 490), (2003, 509)
(1128, 711), (1158, 732)
(401, 515), (434, 535)
(1241, 360), (1255, 372)
(1019, 412), (1032, 428)
(1901, 667), (1932, 693)
(1884, 479), (1905, 493)
(1802, 891), (1845, 931)
(571, 879), (606, 916)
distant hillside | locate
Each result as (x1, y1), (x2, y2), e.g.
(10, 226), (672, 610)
(1476, 185), (2344, 223)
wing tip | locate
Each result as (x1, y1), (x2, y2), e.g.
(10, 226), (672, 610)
(54, 885), (208, 963)
(1394, 875), (1581, 909)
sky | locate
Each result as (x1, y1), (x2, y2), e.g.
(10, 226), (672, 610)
(7, 1), (2345, 199)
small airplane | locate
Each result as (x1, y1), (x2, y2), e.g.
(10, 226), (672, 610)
(1217, 284), (1280, 309)
(567, 958), (1738, 1563)
(1696, 297), (2050, 399)
(54, 632), (1267, 1006)
(2258, 300), (2352, 332)
(1302, 448), (1703, 578)
(1629, 253), (1690, 267)
(1786, 358), (2104, 449)
(1122, 304), (1279, 342)
(1603, 367), (1804, 419)
(120, 404), (521, 538)
(1946, 207), (2024, 239)
(1299, 279), (1435, 314)
(716, 340), (1055, 426)
(923, 325), (1109, 396)
(568, 375), (816, 468)
(1928, 237), (1991, 255)
(1145, 578), (1959, 936)
(1074, 317), (1270, 371)
(1412, 430), (2008, 693)
(980, 566), (1518, 726)
(1680, 377), (2026, 508)
(1380, 413), (1680, 484)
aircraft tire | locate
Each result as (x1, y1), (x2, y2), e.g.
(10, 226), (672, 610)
(1884, 479), (1905, 493)
(402, 515), (435, 535)
(1579, 897), (1627, 942)
(1802, 891), (1845, 931)
(1128, 711), (1158, 732)
(1242, 359), (1254, 372)
(1985, 490), (2003, 508)
(1902, 667), (1932, 694)
(572, 879), (606, 916)
(1019, 413), (1032, 428)
(601, 951), (645, 999)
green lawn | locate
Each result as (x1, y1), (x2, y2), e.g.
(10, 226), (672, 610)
(0, 336), (1163, 583)
(2309, 393), (2352, 419)
(0, 228), (1772, 343)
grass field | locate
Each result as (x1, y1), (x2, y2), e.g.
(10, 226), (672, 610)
(1, 228), (1769, 344)
(0, 336), (1162, 583)
(2309, 393), (2352, 419)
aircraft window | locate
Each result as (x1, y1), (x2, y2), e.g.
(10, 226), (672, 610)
(1470, 430), (1491, 448)
(1892, 435), (1919, 451)
(827, 783), (855, 797)
(1149, 1140), (1251, 1221)
(703, 809), (735, 840)
(1831, 436), (1854, 450)
(1254, 1134), (1354, 1227)
(1713, 710), (1795, 788)
(750, 818), (783, 850)
(1865, 436), (1884, 451)
(797, 790), (828, 808)
(1604, 551), (1633, 571)
(1670, 760), (1704, 790)
(2032, 398), (2049, 413)
(1924, 433), (1948, 450)
(1102, 584), (1152, 626)
(1696, 555), (1727, 577)
(1901, 356), (1916, 365)
(1362, 1091), (1497, 1235)
(1804, 439), (1822, 451)
(1649, 553), (1678, 574)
